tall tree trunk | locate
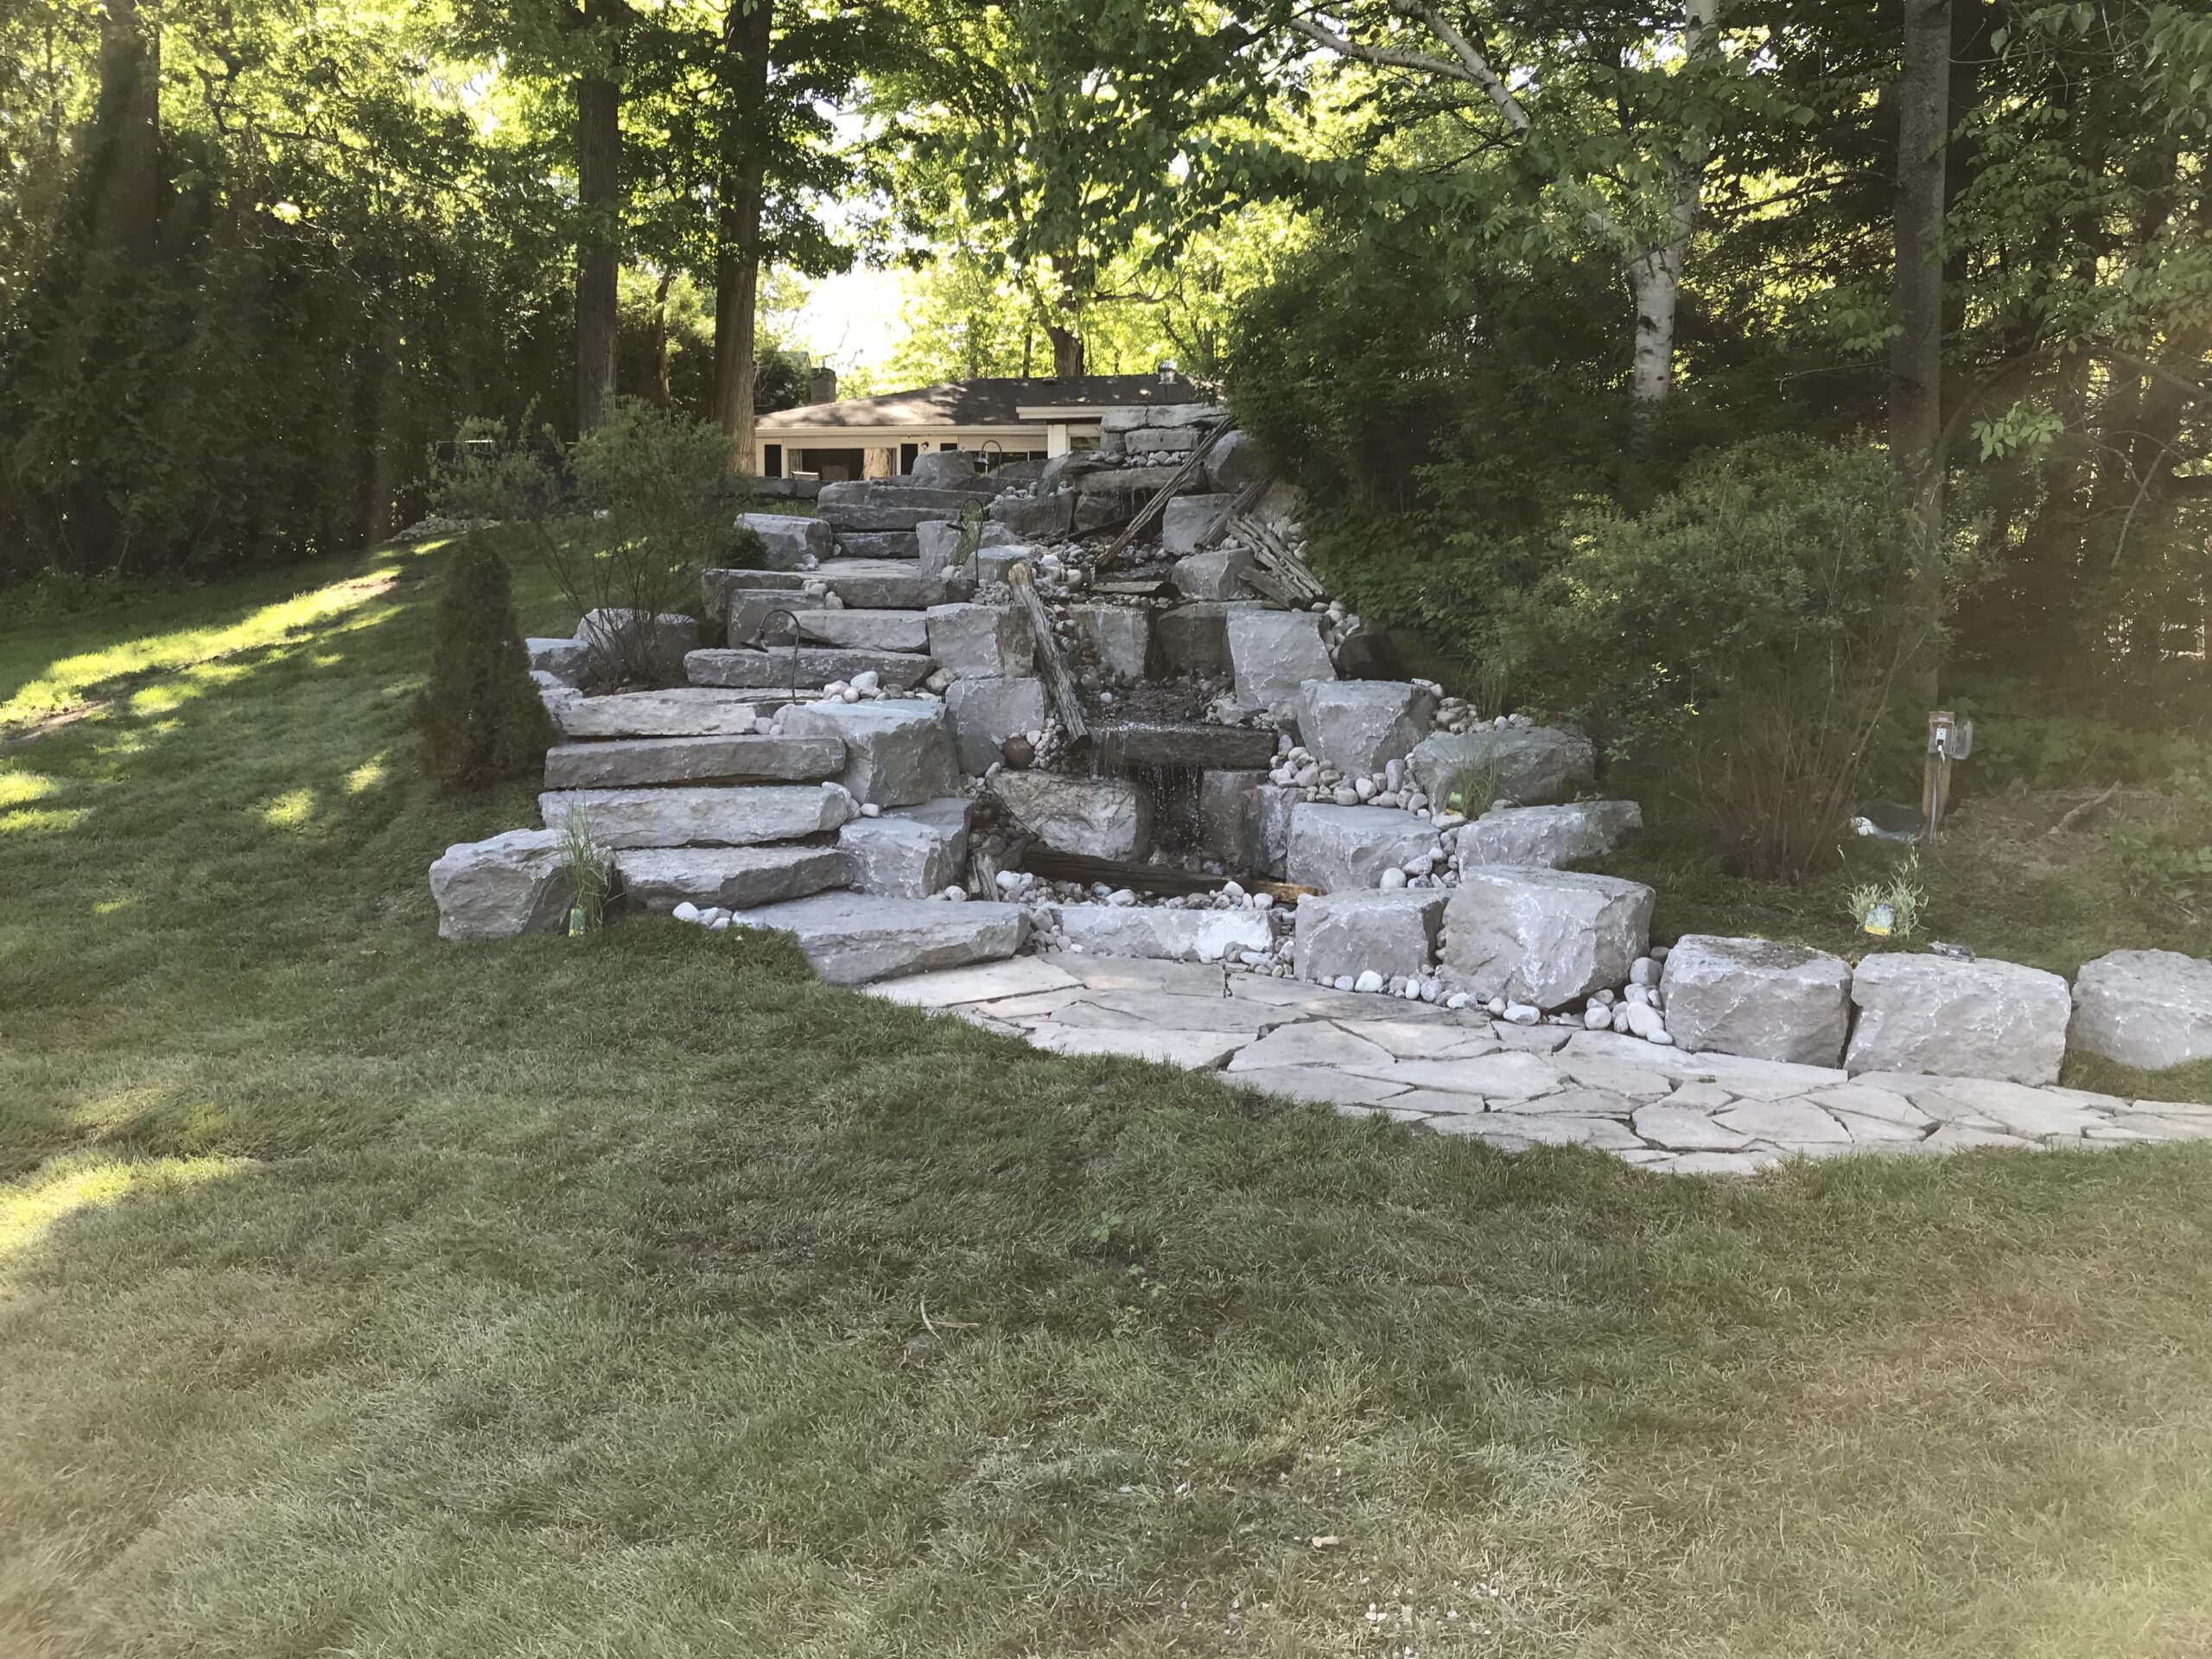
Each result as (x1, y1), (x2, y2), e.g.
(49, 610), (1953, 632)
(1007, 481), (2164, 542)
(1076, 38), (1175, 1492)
(575, 0), (622, 435)
(91, 0), (158, 267)
(652, 267), (675, 409)
(1893, 0), (1952, 687)
(1627, 0), (1717, 410)
(713, 0), (774, 474)
(1046, 324), (1084, 378)
(1046, 254), (1086, 376)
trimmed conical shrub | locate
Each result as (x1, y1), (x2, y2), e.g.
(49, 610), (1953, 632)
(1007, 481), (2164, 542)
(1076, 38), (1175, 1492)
(414, 537), (554, 793)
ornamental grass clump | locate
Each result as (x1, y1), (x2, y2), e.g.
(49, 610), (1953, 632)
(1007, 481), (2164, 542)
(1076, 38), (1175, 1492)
(411, 536), (553, 794)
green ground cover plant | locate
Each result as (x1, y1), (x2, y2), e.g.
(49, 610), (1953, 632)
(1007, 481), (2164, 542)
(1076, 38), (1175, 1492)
(5, 544), (2212, 1656)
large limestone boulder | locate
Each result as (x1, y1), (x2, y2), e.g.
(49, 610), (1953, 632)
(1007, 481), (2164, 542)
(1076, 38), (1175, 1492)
(1845, 953), (2072, 1085)
(1227, 610), (1335, 713)
(1172, 548), (1254, 601)
(1162, 493), (1238, 556)
(778, 699), (959, 806)
(944, 677), (1049, 774)
(815, 480), (976, 531)
(1408, 725), (1597, 810)
(1285, 804), (1434, 893)
(994, 772), (1149, 860)
(840, 815), (958, 898)
(537, 784), (856, 849)
(726, 893), (1027, 985)
(2071, 950), (2212, 1071)
(889, 797), (974, 868)
(1661, 935), (1853, 1067)
(1454, 801), (1642, 870)
(907, 450), (1005, 493)
(542, 733), (843, 791)
(1156, 600), (1264, 680)
(926, 602), (1034, 680)
(1053, 904), (1270, 964)
(793, 608), (930, 653)
(735, 512), (831, 569)
(614, 844), (846, 912)
(1290, 680), (1438, 776)
(1441, 866), (1655, 1010)
(988, 492), (1075, 540)
(1067, 604), (1152, 682)
(429, 830), (574, 942)
(1205, 429), (1268, 493)
(1295, 890), (1449, 983)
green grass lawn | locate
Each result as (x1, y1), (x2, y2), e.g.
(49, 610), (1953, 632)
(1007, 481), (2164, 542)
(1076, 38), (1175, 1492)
(7, 544), (2212, 1656)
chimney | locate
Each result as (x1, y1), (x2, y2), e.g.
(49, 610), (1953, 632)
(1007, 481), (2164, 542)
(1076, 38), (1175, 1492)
(808, 366), (839, 404)
(1157, 359), (1179, 385)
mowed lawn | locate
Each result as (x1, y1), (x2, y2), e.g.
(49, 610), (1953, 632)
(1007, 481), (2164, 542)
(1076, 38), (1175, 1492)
(7, 544), (2212, 1658)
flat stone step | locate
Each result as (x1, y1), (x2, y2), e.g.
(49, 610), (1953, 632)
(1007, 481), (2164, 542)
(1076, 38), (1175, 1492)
(792, 608), (931, 652)
(685, 645), (935, 692)
(724, 893), (1030, 985)
(615, 844), (848, 911)
(834, 531), (922, 560)
(543, 734), (845, 791)
(812, 561), (957, 609)
(539, 784), (855, 849)
(548, 687), (766, 741)
(816, 481), (980, 531)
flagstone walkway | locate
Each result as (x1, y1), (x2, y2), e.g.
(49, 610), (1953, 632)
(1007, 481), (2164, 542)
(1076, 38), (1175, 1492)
(863, 955), (2212, 1173)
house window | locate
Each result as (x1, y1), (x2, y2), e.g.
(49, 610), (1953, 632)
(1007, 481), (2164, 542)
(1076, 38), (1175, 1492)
(763, 443), (783, 479)
(899, 442), (920, 473)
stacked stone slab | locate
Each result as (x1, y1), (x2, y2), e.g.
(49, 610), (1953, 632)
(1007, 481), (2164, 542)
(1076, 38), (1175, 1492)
(1660, 935), (1853, 1067)
(1295, 890), (1450, 983)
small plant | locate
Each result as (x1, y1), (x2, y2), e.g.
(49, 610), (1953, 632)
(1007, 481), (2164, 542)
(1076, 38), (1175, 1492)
(556, 805), (616, 934)
(1440, 755), (1503, 817)
(412, 536), (553, 794)
(1847, 857), (1929, 943)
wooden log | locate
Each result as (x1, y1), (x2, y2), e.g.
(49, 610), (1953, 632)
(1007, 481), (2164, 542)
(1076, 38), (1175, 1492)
(1095, 415), (1236, 571)
(1018, 849), (1228, 896)
(1007, 562), (1089, 746)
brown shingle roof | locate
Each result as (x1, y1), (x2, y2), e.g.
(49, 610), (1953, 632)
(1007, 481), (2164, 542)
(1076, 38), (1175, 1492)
(757, 373), (1205, 432)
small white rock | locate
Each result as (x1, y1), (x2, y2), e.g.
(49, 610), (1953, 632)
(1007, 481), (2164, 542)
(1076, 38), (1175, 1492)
(860, 801), (883, 818)
(1503, 1002), (1541, 1027)
(1354, 970), (1386, 994)
(1378, 867), (1409, 891)
(672, 901), (701, 924)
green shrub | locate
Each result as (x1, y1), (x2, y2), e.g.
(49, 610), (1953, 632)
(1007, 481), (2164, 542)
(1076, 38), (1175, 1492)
(412, 537), (554, 793)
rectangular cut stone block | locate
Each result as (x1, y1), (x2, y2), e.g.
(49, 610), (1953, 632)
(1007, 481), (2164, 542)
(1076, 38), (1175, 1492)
(735, 512), (831, 568)
(1660, 934), (1853, 1067)
(615, 844), (847, 911)
(778, 699), (960, 806)
(1228, 610), (1335, 713)
(1173, 549), (1254, 601)
(1163, 493), (1239, 556)
(995, 772), (1149, 860)
(835, 531), (922, 560)
(1442, 866), (1656, 1010)
(840, 815), (957, 898)
(1291, 680), (1438, 776)
(1296, 890), (1449, 983)
(2071, 950), (2212, 1071)
(926, 602), (1035, 679)
(550, 688), (760, 740)
(808, 561), (953, 610)
(794, 609), (929, 652)
(1053, 904), (1271, 964)
(1067, 605), (1152, 682)
(726, 893), (1028, 985)
(537, 784), (856, 849)
(815, 480), (976, 531)
(1285, 804), (1434, 893)
(430, 829), (573, 942)
(890, 797), (973, 868)
(1074, 461), (1190, 496)
(1198, 770), (1271, 871)
(1408, 726), (1598, 810)
(1847, 953), (2072, 1085)
(1100, 403), (1230, 431)
(1157, 601), (1265, 681)
(944, 677), (1049, 774)
(543, 734), (844, 790)
(685, 646), (933, 692)
(1455, 801), (1642, 870)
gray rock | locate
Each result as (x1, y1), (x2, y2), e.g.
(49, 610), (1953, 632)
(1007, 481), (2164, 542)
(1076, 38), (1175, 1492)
(615, 844), (846, 912)
(1067, 604), (1152, 681)
(944, 677), (1050, 774)
(914, 519), (965, 576)
(1408, 726), (1599, 810)
(685, 645), (933, 692)
(429, 829), (574, 942)
(1295, 890), (1449, 983)
(791, 608), (930, 652)
(537, 784), (856, 849)
(1073, 461), (1191, 496)
(1074, 491), (1141, 533)
(994, 772), (1149, 860)
(726, 893), (1028, 985)
(1053, 904), (1270, 963)
(1205, 428), (1268, 493)
(814, 480), (976, 531)
(1172, 548), (1254, 601)
(735, 512), (831, 569)
(907, 450), (1004, 493)
(701, 565), (806, 624)
(1156, 600), (1266, 680)
(1100, 402), (1230, 431)
(836, 531), (923, 561)
(575, 609), (701, 686)
(527, 638), (589, 687)
(1227, 610), (1336, 714)
(840, 815), (958, 898)
(2071, 950), (2212, 1071)
(988, 491), (1075, 539)
(1846, 953), (2073, 1085)
(888, 796), (973, 869)
(1441, 866), (1656, 1010)
(1285, 804), (1435, 893)
(973, 544), (1039, 588)
(1660, 934), (1853, 1067)
(926, 602), (1034, 680)
(1455, 801), (1643, 870)
(1198, 770), (1271, 870)
(550, 687), (760, 740)
(1162, 493), (1239, 556)
(1253, 784), (1295, 879)
(807, 560), (951, 610)
(543, 734), (844, 790)
(1290, 680), (1439, 776)
(778, 699), (959, 806)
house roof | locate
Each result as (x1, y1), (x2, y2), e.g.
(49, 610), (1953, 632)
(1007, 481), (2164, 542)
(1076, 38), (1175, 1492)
(757, 373), (1205, 434)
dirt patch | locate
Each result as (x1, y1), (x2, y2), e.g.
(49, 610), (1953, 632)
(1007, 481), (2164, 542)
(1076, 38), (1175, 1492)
(1945, 784), (2175, 877)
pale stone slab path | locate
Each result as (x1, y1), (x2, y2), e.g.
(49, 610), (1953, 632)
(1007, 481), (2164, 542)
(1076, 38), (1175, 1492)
(862, 957), (2212, 1173)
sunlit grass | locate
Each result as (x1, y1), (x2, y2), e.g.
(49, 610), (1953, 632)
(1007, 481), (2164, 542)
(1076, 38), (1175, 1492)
(0, 1151), (246, 1262)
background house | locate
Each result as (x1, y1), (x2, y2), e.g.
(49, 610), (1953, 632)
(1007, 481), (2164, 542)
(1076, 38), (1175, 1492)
(755, 368), (1205, 480)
